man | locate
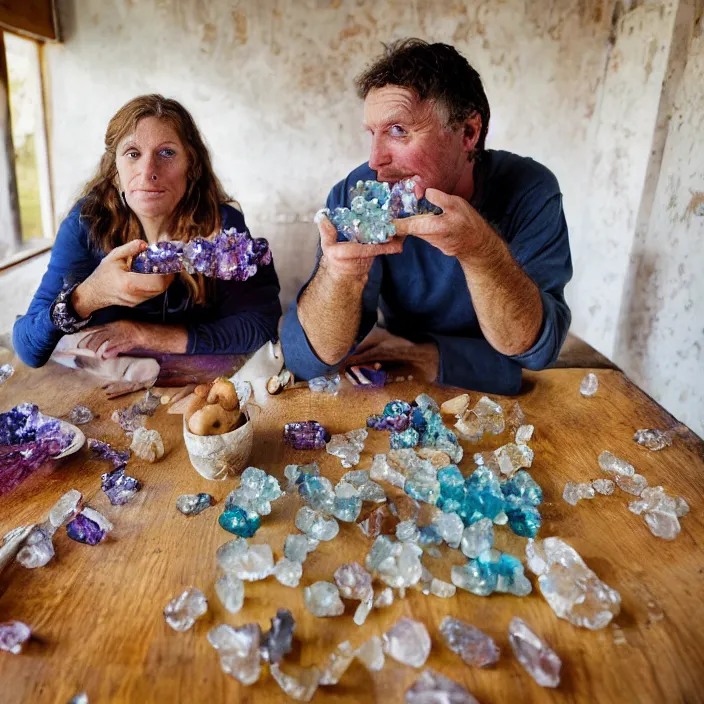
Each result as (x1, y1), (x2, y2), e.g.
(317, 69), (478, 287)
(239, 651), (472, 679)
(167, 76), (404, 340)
(281, 39), (572, 394)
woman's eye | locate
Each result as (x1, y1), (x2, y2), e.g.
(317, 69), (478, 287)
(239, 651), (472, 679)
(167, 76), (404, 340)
(160, 148), (176, 158)
(126, 151), (139, 159)
(390, 125), (407, 137)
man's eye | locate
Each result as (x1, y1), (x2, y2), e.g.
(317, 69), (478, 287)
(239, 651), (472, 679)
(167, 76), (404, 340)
(390, 125), (407, 137)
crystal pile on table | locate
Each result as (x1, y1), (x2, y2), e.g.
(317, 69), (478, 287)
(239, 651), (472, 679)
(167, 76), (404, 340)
(1, 403), (75, 495)
(131, 227), (271, 280)
(527, 537), (621, 629)
(405, 669), (479, 704)
(439, 616), (500, 668)
(69, 405), (94, 425)
(633, 428), (673, 451)
(66, 508), (112, 545)
(629, 486), (689, 540)
(177, 493), (213, 515)
(220, 467), (282, 537)
(101, 467), (142, 505)
(382, 617), (431, 668)
(0, 363), (14, 385)
(452, 548), (532, 597)
(164, 587), (208, 632)
(308, 375), (341, 394)
(284, 421), (329, 450)
(130, 427), (164, 462)
(580, 372), (599, 397)
(318, 178), (442, 244)
(326, 429), (367, 468)
(111, 390), (161, 433)
(0, 621), (31, 654)
(508, 617), (561, 688)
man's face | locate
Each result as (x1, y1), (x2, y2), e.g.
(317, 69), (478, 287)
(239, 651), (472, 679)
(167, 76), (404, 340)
(363, 85), (469, 195)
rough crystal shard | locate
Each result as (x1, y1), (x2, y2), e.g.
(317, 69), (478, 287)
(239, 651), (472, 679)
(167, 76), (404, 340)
(274, 557), (303, 587)
(440, 394), (469, 416)
(219, 507), (261, 538)
(494, 442), (534, 477)
(111, 390), (160, 432)
(164, 587), (208, 631)
(284, 421), (328, 450)
(308, 374), (341, 394)
(383, 618), (431, 668)
(406, 669), (479, 704)
(226, 544), (274, 581)
(615, 473), (648, 496)
(432, 511), (464, 548)
(69, 405), (94, 425)
(226, 466), (282, 516)
(303, 581), (345, 617)
(353, 596), (373, 624)
(396, 519), (420, 543)
(333, 482), (363, 522)
(580, 372), (599, 397)
(374, 587), (394, 609)
(270, 662), (321, 702)
(452, 549), (531, 597)
(440, 616), (500, 668)
(215, 537), (249, 570)
(0, 363), (14, 385)
(508, 617), (561, 687)
(598, 451), (635, 477)
(326, 429), (367, 468)
(215, 573), (244, 614)
(0, 621), (31, 654)
(130, 427), (164, 462)
(563, 481), (596, 506)
(391, 494), (421, 522)
(49, 489), (83, 528)
(515, 424), (535, 444)
(357, 480), (387, 503)
(87, 438), (130, 469)
(370, 453), (406, 488)
(16, 524), (55, 568)
(284, 533), (319, 563)
(295, 507), (339, 541)
(633, 428), (673, 451)
(417, 447), (452, 468)
(208, 623), (261, 684)
(102, 467), (142, 506)
(592, 478), (615, 495)
(261, 609), (295, 664)
(526, 537), (621, 629)
(334, 562), (373, 600)
(320, 641), (356, 685)
(379, 542), (423, 591)
(176, 493), (213, 515)
(66, 508), (112, 545)
(629, 486), (685, 540)
(357, 503), (398, 538)
(355, 635), (385, 671)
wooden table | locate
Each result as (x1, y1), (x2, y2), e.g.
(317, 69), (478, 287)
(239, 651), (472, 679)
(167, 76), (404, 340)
(1, 353), (703, 704)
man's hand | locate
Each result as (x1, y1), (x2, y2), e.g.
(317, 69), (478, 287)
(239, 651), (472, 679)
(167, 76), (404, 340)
(317, 213), (404, 281)
(77, 321), (188, 359)
(392, 188), (497, 263)
(347, 327), (439, 382)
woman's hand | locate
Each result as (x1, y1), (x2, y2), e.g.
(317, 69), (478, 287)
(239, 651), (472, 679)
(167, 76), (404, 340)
(72, 240), (175, 318)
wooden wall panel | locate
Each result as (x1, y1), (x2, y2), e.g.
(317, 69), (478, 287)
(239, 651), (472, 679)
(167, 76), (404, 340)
(0, 0), (57, 41)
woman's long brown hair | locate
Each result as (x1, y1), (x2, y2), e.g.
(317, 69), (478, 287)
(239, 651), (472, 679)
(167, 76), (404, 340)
(80, 94), (229, 305)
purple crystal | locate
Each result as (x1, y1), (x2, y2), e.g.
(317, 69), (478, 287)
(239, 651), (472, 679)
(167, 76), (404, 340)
(261, 609), (295, 664)
(367, 400), (413, 432)
(101, 467), (142, 505)
(283, 421), (329, 450)
(132, 228), (271, 282)
(66, 511), (109, 545)
(111, 390), (161, 432)
(88, 438), (130, 469)
(0, 621), (32, 654)
(131, 241), (184, 274)
(0, 404), (73, 496)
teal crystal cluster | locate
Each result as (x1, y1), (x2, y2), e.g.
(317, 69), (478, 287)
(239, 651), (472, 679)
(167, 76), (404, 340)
(219, 467), (282, 538)
(452, 548), (532, 597)
(318, 178), (442, 244)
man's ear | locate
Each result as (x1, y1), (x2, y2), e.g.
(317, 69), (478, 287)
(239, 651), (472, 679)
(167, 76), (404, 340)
(461, 112), (482, 154)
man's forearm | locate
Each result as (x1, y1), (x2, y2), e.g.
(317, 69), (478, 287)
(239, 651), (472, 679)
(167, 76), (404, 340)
(298, 258), (366, 365)
(140, 323), (189, 354)
(458, 227), (543, 356)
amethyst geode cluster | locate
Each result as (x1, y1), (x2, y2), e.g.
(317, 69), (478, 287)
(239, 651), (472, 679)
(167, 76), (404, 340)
(0, 404), (74, 495)
(130, 227), (272, 280)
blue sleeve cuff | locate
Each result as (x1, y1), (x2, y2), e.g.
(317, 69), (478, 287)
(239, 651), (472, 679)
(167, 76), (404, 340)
(508, 290), (571, 370)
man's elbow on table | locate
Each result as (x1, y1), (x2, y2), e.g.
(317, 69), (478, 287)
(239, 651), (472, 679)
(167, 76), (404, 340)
(12, 323), (50, 369)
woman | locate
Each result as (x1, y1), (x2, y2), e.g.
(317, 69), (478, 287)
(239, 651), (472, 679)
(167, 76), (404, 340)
(13, 95), (281, 368)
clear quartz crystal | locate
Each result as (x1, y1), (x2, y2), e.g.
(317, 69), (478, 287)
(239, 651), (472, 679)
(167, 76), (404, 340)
(615, 473), (648, 496)
(633, 428), (673, 451)
(295, 507), (339, 541)
(303, 581), (345, 617)
(592, 478), (615, 495)
(284, 533), (319, 563)
(226, 544), (274, 581)
(383, 617), (431, 668)
(274, 557), (303, 587)
(440, 394), (469, 415)
(0, 621), (31, 654)
(440, 616), (500, 668)
(227, 467), (282, 516)
(515, 424), (534, 444)
(164, 587), (207, 632)
(353, 596), (373, 625)
(16, 523), (55, 568)
(270, 662), (321, 702)
(432, 511), (464, 548)
(176, 493), (213, 515)
(370, 453), (407, 488)
(526, 537), (621, 629)
(215, 573), (244, 613)
(49, 489), (83, 528)
(405, 669), (479, 704)
(320, 641), (355, 685)
(396, 519), (421, 543)
(355, 635), (385, 670)
(208, 623), (261, 685)
(563, 481), (596, 506)
(460, 518), (494, 558)
(429, 578), (456, 598)
(508, 617), (561, 687)
(357, 480), (387, 503)
(580, 372), (599, 397)
(598, 450), (635, 477)
(334, 562), (373, 600)
(130, 427), (164, 462)
(326, 429), (368, 468)
(628, 486), (684, 540)
(69, 405), (94, 425)
(374, 587), (394, 609)
(0, 363), (14, 385)
(216, 538), (249, 571)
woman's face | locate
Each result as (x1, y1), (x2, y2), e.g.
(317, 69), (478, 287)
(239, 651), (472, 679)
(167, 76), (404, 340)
(115, 116), (189, 223)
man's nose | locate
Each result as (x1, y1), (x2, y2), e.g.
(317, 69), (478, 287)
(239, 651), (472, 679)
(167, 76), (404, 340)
(369, 137), (391, 171)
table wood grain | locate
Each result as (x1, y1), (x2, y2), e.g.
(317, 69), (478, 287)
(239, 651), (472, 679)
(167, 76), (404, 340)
(1, 353), (703, 704)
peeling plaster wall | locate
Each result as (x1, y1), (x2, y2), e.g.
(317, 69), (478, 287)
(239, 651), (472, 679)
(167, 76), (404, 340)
(43, 0), (616, 306)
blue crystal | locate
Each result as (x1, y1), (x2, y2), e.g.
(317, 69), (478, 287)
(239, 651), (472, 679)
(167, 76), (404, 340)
(437, 465), (465, 507)
(297, 474), (335, 514)
(501, 470), (543, 506)
(418, 525), (443, 546)
(452, 549), (532, 597)
(219, 507), (261, 537)
(390, 427), (419, 449)
(505, 496), (542, 538)
(332, 495), (362, 522)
